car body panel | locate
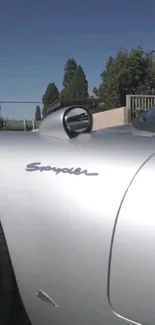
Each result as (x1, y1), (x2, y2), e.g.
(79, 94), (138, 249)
(132, 106), (155, 135)
(0, 130), (155, 325)
(93, 125), (133, 135)
(109, 154), (155, 325)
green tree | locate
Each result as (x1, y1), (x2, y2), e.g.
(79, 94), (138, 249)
(96, 47), (155, 110)
(66, 65), (89, 100)
(35, 105), (41, 120)
(42, 82), (59, 117)
(92, 87), (100, 98)
(0, 117), (4, 130)
(60, 58), (77, 100)
(62, 57), (77, 88)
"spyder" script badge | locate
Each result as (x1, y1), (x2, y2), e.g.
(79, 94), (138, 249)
(25, 162), (99, 176)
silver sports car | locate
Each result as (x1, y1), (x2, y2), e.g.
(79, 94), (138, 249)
(1, 104), (155, 325)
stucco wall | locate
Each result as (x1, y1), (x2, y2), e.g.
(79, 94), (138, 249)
(92, 107), (131, 131)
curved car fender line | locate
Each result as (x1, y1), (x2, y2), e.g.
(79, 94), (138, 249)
(107, 151), (155, 322)
(0, 161), (143, 325)
(1, 133), (155, 325)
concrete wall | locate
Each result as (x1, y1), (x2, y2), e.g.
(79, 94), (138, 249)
(92, 107), (131, 131)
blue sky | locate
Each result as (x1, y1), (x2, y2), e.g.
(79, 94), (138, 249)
(0, 0), (155, 119)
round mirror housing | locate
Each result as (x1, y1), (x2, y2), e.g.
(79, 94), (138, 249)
(63, 106), (93, 138)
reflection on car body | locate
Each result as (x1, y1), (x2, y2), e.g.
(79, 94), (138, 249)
(1, 103), (155, 325)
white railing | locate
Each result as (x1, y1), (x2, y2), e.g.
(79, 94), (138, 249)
(126, 95), (155, 120)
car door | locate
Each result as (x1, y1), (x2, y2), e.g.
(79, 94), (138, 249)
(109, 154), (155, 325)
